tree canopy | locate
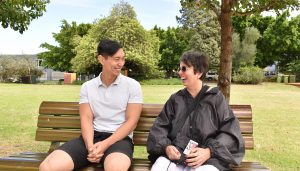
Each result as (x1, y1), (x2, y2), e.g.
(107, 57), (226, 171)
(232, 15), (275, 41)
(154, 26), (188, 78)
(232, 27), (260, 72)
(38, 20), (91, 72)
(0, 0), (49, 33)
(178, 6), (220, 69)
(256, 12), (300, 69)
(179, 0), (300, 101)
(71, 1), (160, 78)
(0, 56), (43, 82)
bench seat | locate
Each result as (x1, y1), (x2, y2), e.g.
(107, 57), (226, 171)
(0, 154), (270, 171)
(0, 101), (270, 171)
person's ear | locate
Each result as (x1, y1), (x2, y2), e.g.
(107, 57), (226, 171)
(196, 72), (203, 79)
(98, 55), (104, 64)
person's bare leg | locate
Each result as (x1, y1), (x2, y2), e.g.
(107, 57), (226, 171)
(39, 150), (74, 171)
(104, 152), (131, 171)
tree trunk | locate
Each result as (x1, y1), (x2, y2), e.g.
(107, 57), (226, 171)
(218, 0), (233, 102)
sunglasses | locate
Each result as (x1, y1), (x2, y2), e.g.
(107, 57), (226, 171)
(178, 66), (189, 72)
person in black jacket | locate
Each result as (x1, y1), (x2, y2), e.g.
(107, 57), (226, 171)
(147, 51), (245, 171)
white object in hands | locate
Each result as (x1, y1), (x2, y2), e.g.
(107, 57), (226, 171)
(183, 140), (198, 155)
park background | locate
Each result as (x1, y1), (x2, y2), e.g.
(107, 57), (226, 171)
(0, 82), (300, 171)
(1, 1), (300, 171)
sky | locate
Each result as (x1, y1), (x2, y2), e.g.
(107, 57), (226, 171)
(0, 0), (181, 55)
(1, 1), (299, 55)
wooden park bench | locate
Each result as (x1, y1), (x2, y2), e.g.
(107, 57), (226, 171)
(0, 101), (270, 171)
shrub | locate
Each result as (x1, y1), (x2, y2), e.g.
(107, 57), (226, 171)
(0, 57), (43, 82)
(233, 66), (264, 84)
(71, 80), (86, 85)
(286, 60), (300, 82)
(263, 76), (277, 82)
(140, 78), (182, 85)
(38, 80), (60, 85)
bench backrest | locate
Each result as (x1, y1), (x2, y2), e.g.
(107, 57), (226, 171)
(36, 101), (253, 151)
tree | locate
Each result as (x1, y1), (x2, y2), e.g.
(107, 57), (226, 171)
(232, 27), (260, 72)
(71, 1), (160, 78)
(0, 0), (50, 33)
(177, 6), (221, 69)
(38, 20), (91, 72)
(232, 15), (275, 41)
(0, 56), (43, 82)
(256, 12), (300, 70)
(154, 26), (188, 78)
(0, 57), (15, 81)
(179, 0), (300, 101)
(287, 60), (300, 82)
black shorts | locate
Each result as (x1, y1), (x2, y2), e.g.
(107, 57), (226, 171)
(58, 131), (133, 170)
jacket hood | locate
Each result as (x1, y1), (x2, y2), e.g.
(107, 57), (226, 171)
(178, 85), (219, 97)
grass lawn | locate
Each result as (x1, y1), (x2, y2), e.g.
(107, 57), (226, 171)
(0, 82), (299, 171)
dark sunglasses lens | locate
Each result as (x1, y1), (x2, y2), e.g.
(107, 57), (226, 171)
(178, 66), (187, 72)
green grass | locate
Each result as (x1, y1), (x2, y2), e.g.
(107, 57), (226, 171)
(230, 83), (300, 171)
(140, 78), (182, 85)
(0, 82), (299, 171)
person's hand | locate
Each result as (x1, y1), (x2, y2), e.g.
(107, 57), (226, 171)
(87, 146), (103, 163)
(185, 147), (211, 168)
(165, 145), (181, 161)
(87, 141), (107, 163)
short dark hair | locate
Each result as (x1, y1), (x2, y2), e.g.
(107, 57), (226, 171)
(180, 51), (209, 80)
(97, 39), (122, 58)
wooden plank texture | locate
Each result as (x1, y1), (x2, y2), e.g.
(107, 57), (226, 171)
(35, 128), (254, 149)
(39, 102), (252, 120)
(0, 101), (270, 171)
(37, 116), (253, 134)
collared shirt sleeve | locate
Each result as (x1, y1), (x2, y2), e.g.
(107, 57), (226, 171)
(128, 80), (143, 103)
(79, 82), (89, 104)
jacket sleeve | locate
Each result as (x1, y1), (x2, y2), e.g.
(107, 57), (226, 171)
(146, 96), (174, 158)
(205, 91), (245, 166)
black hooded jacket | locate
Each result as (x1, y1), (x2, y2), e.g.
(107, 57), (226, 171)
(146, 86), (245, 171)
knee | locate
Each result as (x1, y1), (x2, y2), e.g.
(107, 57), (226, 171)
(39, 151), (74, 171)
(104, 154), (131, 171)
(104, 162), (130, 171)
(105, 163), (129, 171)
(39, 160), (50, 171)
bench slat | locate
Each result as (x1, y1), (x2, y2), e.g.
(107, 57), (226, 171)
(135, 118), (253, 134)
(39, 102), (252, 120)
(37, 115), (80, 128)
(37, 116), (253, 134)
(133, 132), (254, 149)
(35, 129), (81, 142)
(39, 101), (79, 115)
(36, 128), (254, 149)
(0, 156), (269, 171)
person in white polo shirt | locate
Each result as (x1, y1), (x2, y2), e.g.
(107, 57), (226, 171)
(39, 39), (143, 171)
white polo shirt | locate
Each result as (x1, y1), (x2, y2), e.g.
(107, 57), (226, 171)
(79, 73), (143, 138)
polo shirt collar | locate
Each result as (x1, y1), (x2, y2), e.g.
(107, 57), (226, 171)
(97, 72), (122, 87)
